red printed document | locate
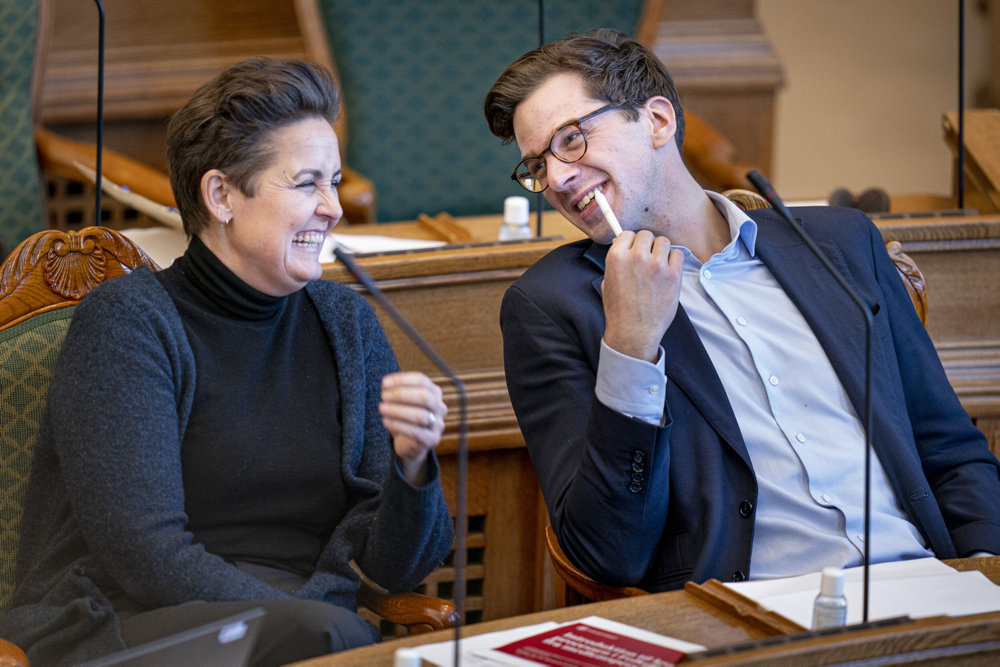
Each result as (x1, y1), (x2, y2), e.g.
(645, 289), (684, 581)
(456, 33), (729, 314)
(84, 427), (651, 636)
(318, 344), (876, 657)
(479, 616), (702, 666)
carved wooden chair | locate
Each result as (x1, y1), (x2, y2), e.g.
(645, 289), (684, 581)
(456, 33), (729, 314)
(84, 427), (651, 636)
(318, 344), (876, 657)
(0, 227), (455, 663)
(0, 227), (155, 667)
(545, 192), (930, 606)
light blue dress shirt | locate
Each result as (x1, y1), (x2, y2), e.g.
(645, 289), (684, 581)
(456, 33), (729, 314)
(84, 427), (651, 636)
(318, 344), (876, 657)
(595, 191), (932, 578)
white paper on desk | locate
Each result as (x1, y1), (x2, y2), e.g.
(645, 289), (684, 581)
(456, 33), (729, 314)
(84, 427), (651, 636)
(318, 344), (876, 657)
(119, 226), (189, 268)
(115, 229), (444, 271)
(725, 558), (1000, 628)
(321, 233), (445, 261)
(727, 557), (954, 600)
(404, 622), (558, 666)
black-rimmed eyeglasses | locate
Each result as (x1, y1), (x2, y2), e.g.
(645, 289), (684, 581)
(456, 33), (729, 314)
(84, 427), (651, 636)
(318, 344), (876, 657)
(511, 100), (631, 193)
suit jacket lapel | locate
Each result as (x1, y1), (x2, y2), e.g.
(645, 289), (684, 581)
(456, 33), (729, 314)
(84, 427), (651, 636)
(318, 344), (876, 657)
(751, 209), (870, 419)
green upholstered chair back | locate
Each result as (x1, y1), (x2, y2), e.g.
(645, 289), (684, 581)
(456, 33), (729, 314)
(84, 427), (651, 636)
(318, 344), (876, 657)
(320, 0), (644, 223)
(0, 1), (45, 249)
(0, 306), (74, 610)
(0, 226), (159, 611)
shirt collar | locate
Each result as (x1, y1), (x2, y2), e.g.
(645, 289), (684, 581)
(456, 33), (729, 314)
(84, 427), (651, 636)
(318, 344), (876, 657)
(705, 190), (759, 257)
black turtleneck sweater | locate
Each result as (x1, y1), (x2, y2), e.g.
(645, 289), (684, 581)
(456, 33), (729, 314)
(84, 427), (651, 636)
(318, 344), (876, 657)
(158, 236), (345, 576)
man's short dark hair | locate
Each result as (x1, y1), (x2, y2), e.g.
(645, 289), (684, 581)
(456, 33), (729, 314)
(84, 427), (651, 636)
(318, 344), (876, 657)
(484, 29), (685, 151)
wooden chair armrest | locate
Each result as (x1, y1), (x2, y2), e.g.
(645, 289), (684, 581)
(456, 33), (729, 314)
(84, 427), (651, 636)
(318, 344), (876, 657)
(35, 127), (176, 209)
(357, 581), (458, 635)
(545, 525), (648, 603)
(338, 165), (377, 225)
(683, 112), (754, 191)
(0, 638), (28, 667)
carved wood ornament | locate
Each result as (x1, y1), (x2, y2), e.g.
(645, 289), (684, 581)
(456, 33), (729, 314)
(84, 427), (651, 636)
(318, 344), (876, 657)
(0, 227), (159, 330)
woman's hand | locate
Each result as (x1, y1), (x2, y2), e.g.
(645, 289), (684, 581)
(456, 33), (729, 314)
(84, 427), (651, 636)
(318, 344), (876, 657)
(379, 371), (447, 485)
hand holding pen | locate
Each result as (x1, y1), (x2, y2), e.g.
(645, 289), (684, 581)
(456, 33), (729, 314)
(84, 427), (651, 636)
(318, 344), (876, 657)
(596, 190), (684, 363)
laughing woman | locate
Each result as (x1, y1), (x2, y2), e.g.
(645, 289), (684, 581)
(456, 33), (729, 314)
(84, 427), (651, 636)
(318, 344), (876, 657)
(0, 59), (453, 666)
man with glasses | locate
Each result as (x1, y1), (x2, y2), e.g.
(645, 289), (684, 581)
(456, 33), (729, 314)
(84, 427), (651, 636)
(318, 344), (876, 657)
(484, 29), (1000, 591)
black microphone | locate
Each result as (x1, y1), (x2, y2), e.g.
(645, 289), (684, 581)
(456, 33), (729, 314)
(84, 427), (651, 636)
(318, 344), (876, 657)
(534, 0), (546, 239)
(747, 169), (874, 624)
(957, 0), (965, 209)
(332, 245), (469, 662)
(94, 0), (105, 226)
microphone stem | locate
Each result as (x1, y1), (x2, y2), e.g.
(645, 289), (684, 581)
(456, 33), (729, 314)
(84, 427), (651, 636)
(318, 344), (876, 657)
(332, 246), (468, 657)
(957, 0), (965, 209)
(747, 170), (874, 624)
(94, 0), (105, 226)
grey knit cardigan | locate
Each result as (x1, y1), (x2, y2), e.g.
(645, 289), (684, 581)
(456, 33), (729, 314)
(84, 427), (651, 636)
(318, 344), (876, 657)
(0, 267), (454, 665)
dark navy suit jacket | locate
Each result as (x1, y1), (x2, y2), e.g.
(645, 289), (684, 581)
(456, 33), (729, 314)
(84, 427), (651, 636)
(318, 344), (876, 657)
(501, 206), (1000, 591)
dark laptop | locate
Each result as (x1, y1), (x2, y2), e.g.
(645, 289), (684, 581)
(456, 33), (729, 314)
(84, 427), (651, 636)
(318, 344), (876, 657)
(77, 607), (266, 667)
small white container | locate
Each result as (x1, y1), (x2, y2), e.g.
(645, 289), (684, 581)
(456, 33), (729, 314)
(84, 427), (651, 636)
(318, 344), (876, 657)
(499, 196), (532, 240)
(812, 567), (848, 629)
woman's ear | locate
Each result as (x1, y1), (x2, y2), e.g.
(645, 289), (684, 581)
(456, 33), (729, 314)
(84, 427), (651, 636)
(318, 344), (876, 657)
(201, 169), (232, 224)
(645, 96), (678, 151)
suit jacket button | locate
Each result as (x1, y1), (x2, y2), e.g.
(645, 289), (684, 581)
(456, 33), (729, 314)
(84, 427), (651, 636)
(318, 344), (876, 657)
(739, 500), (754, 518)
(632, 450), (645, 463)
(732, 570), (747, 582)
(628, 482), (642, 493)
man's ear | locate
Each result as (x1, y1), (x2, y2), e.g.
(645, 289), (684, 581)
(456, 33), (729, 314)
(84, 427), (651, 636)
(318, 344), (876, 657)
(201, 169), (233, 224)
(645, 96), (678, 150)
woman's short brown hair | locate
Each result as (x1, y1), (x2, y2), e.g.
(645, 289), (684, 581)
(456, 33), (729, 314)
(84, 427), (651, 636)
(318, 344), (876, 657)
(484, 29), (685, 152)
(166, 58), (340, 235)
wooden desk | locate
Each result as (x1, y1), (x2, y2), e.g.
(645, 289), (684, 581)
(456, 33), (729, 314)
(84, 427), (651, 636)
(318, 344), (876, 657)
(876, 214), (1000, 454)
(293, 588), (783, 666)
(294, 557), (1000, 665)
(325, 211), (1000, 630)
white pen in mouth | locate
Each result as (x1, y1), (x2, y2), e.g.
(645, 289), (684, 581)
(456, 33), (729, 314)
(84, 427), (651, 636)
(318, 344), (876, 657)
(593, 190), (623, 237)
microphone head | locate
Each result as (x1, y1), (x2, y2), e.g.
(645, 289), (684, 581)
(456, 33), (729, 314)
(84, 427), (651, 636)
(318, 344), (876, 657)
(746, 169), (772, 197)
(828, 188), (856, 208)
(856, 187), (890, 214)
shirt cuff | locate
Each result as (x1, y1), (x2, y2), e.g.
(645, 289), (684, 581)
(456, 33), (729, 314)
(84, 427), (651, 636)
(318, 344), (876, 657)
(595, 338), (666, 425)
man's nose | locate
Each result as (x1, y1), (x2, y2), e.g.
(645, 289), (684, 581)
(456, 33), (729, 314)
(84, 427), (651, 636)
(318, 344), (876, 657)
(544, 154), (580, 192)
